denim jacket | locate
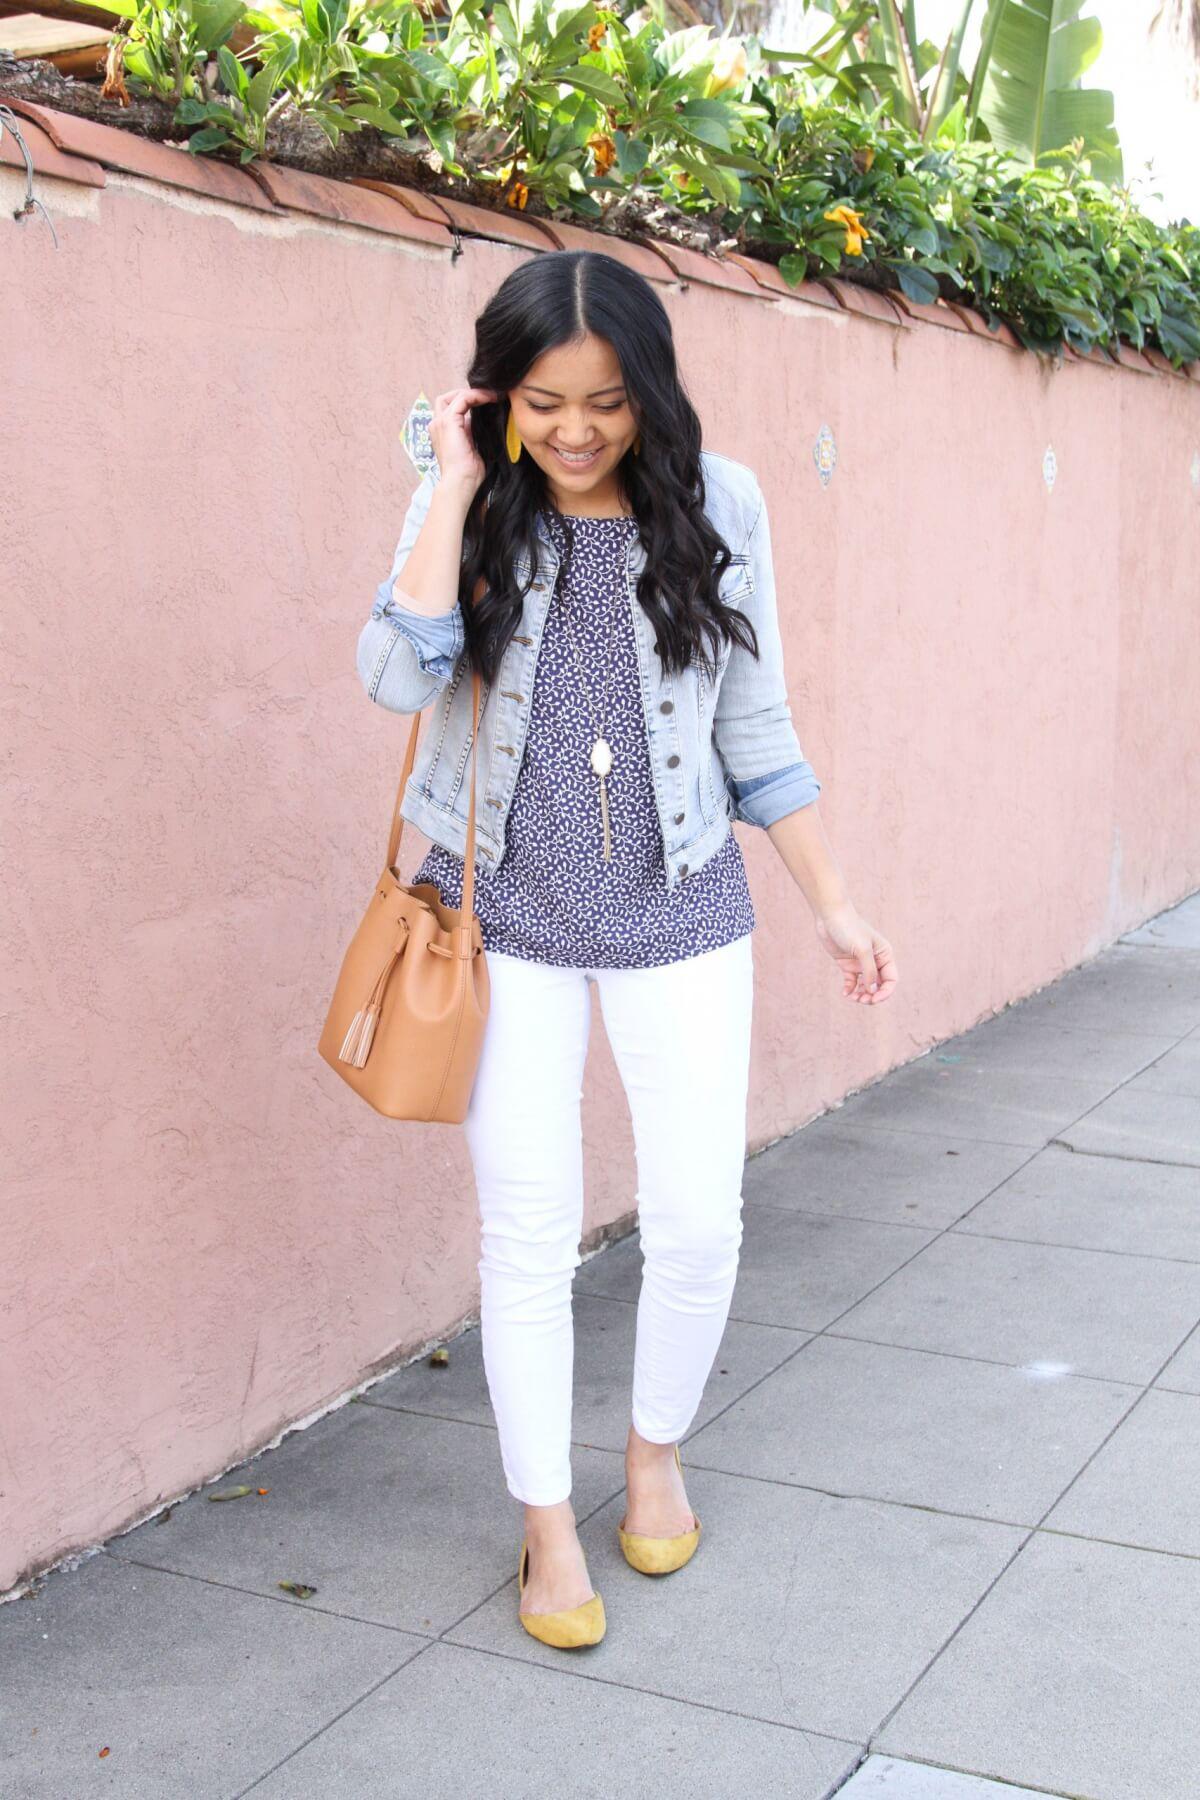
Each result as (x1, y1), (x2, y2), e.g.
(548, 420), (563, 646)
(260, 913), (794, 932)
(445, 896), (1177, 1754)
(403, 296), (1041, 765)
(356, 449), (820, 892)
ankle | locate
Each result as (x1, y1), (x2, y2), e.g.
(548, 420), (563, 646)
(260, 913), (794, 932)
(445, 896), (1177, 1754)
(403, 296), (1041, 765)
(522, 1498), (578, 1543)
(625, 1428), (677, 1465)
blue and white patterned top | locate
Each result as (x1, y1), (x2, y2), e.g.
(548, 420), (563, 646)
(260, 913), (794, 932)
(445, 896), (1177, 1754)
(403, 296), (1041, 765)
(411, 510), (755, 969)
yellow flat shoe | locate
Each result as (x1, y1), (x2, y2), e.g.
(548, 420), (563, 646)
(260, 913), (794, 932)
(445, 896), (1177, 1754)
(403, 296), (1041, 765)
(618, 1442), (702, 1575)
(517, 1539), (606, 1648)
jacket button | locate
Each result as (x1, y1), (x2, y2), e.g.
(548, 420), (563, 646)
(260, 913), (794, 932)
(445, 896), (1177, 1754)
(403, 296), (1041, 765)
(667, 753), (680, 768)
(674, 811), (684, 824)
(659, 700), (673, 714)
(679, 864), (689, 877)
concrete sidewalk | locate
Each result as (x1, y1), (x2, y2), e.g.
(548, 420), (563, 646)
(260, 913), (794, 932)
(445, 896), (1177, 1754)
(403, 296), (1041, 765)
(4, 894), (1199, 1800)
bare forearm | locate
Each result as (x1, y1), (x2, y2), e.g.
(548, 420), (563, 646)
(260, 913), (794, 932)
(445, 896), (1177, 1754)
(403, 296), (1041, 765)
(392, 480), (474, 617)
(765, 802), (852, 916)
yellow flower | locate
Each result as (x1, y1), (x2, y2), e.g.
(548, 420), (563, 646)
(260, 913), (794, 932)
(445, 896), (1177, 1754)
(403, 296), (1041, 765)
(706, 38), (747, 96)
(587, 20), (607, 50)
(588, 132), (617, 175)
(824, 203), (871, 257)
(506, 180), (529, 210)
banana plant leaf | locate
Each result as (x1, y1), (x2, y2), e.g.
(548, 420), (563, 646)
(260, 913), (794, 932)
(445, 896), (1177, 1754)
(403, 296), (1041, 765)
(968, 0), (1122, 181)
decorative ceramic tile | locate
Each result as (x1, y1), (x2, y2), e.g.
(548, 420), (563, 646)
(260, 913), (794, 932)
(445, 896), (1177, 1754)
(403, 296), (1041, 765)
(401, 392), (439, 480)
(1042, 444), (1057, 492)
(813, 423), (838, 488)
(1190, 449), (1199, 494)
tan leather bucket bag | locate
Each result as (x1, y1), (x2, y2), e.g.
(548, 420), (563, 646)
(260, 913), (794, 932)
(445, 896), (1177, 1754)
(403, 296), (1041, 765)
(318, 668), (489, 1122)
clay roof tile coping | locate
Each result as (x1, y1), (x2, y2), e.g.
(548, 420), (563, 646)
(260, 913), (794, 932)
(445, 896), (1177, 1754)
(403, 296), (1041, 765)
(1, 97), (1188, 382)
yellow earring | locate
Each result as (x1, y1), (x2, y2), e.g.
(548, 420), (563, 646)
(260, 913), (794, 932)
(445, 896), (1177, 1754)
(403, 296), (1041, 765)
(505, 410), (522, 463)
(633, 433), (642, 456)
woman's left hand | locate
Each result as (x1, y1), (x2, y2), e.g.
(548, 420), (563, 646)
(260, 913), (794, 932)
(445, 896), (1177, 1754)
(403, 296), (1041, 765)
(814, 902), (898, 1005)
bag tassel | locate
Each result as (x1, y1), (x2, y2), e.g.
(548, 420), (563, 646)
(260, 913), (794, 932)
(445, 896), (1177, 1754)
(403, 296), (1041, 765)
(339, 1002), (380, 1069)
(338, 926), (408, 1070)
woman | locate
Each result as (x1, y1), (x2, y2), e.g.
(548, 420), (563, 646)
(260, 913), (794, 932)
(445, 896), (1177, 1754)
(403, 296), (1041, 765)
(357, 249), (897, 1651)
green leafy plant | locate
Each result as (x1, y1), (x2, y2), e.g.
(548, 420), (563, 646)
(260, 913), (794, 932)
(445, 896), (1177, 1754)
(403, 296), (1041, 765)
(120, 0), (247, 109)
(98, 0), (1198, 365)
(768, 0), (1122, 177)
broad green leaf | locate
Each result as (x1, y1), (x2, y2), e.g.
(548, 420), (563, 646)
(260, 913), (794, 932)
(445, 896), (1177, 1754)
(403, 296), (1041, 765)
(299, 0), (329, 43)
(676, 110), (732, 153)
(423, 118), (459, 165)
(887, 258), (941, 302)
(245, 61), (277, 116)
(711, 148), (774, 177)
(556, 62), (624, 105)
(673, 150), (733, 206)
(187, 0), (246, 50)
(489, 3), (518, 49)
(789, 178), (834, 204)
(408, 51), (459, 89)
(344, 104), (412, 132)
(614, 131), (650, 178)
(970, 0), (1119, 178)
(539, 2), (596, 67)
(217, 43), (248, 97)
(658, 24), (718, 77)
(812, 230), (850, 266)
(174, 96), (229, 124)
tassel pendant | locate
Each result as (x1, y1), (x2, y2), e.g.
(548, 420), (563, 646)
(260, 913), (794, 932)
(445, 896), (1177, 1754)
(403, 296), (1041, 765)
(599, 774), (611, 862)
(339, 1007), (364, 1064)
(339, 1002), (380, 1069)
(337, 924), (408, 1070)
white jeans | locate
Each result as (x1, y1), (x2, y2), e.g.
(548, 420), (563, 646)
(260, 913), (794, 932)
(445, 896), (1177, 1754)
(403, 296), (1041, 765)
(462, 932), (755, 1505)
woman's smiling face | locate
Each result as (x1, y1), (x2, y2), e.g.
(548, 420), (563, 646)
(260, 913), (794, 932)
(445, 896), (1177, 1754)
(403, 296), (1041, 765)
(508, 332), (639, 514)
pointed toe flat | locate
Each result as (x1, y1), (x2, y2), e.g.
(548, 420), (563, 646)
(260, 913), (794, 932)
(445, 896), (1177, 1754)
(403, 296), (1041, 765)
(517, 1540), (607, 1648)
(618, 1443), (702, 1575)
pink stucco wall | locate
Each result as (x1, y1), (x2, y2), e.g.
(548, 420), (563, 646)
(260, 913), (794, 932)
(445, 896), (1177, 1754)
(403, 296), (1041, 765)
(2, 149), (1198, 1596)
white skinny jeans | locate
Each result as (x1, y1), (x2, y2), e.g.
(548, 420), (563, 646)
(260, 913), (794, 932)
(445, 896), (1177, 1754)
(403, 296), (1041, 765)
(462, 931), (755, 1506)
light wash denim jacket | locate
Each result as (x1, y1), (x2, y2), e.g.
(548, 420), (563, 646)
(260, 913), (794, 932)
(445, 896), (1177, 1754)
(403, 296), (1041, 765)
(356, 449), (821, 893)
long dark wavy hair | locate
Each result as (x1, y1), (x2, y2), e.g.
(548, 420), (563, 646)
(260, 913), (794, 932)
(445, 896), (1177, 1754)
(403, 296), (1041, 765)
(458, 250), (762, 685)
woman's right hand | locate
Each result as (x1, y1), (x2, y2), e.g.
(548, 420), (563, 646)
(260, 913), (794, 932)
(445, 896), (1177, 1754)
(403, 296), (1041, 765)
(430, 386), (500, 500)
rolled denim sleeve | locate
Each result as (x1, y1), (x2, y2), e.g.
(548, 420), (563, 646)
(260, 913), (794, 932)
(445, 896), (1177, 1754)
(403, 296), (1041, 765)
(713, 482), (822, 827)
(728, 760), (821, 827)
(368, 579), (464, 681)
(356, 464), (468, 715)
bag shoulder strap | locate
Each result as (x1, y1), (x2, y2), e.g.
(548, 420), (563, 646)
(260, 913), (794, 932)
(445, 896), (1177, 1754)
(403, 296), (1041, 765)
(386, 667), (482, 946)
(387, 511), (488, 951)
